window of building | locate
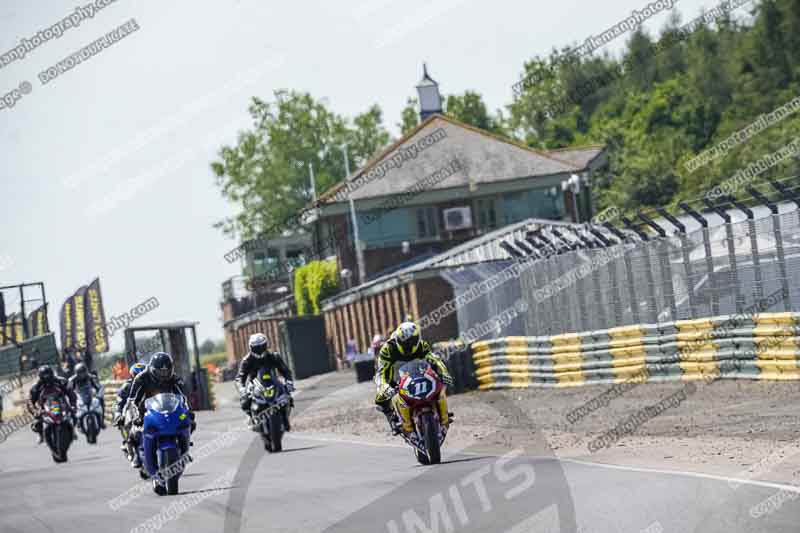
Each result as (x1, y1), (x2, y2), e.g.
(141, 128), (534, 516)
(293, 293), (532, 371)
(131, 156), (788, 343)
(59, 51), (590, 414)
(502, 191), (529, 224)
(475, 197), (498, 229)
(356, 207), (417, 247)
(416, 207), (438, 238)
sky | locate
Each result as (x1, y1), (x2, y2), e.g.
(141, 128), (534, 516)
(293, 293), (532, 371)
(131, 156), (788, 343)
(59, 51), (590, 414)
(0, 0), (743, 352)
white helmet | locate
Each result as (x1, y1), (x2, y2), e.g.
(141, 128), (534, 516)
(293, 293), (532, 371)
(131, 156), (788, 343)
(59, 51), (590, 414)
(249, 333), (269, 358)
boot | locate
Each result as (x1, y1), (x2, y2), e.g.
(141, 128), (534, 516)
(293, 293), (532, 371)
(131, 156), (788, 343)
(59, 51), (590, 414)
(381, 408), (402, 435)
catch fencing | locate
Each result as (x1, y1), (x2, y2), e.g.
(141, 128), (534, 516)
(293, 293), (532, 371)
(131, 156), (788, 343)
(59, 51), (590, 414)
(472, 312), (800, 389)
(441, 179), (800, 340)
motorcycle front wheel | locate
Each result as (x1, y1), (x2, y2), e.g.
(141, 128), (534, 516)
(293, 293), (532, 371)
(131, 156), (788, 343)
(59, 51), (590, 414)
(86, 415), (97, 444)
(269, 410), (283, 452)
(51, 424), (69, 463)
(158, 447), (180, 495)
(420, 412), (441, 465)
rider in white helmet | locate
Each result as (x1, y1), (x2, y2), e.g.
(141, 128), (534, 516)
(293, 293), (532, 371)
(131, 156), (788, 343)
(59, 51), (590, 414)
(234, 333), (295, 425)
(375, 321), (453, 434)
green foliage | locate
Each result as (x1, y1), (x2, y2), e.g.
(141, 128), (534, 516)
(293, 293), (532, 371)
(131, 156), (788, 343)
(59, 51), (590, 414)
(212, 91), (390, 241)
(398, 96), (419, 135)
(509, 0), (800, 214)
(445, 91), (506, 135)
(293, 259), (339, 315)
(200, 339), (216, 354)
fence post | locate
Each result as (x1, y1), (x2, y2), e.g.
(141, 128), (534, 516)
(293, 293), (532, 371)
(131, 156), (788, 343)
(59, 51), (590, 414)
(747, 186), (792, 311)
(703, 199), (745, 314)
(601, 224), (641, 324)
(727, 195), (764, 304)
(679, 203), (718, 316)
(657, 207), (697, 318)
(639, 213), (677, 320)
(621, 217), (659, 323)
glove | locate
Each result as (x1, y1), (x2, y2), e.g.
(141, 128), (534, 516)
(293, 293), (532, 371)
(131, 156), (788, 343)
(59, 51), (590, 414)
(375, 384), (395, 404)
(285, 380), (295, 393)
(113, 413), (124, 428)
(440, 373), (454, 387)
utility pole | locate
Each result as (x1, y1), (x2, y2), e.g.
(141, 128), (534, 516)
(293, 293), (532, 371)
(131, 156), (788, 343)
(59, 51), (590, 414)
(342, 144), (366, 285)
(308, 162), (317, 203)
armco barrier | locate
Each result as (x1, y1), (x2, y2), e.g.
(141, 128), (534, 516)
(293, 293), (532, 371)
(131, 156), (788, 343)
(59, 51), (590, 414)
(472, 312), (800, 389)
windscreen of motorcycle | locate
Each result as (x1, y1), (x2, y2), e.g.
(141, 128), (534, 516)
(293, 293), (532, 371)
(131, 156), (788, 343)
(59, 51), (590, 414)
(397, 359), (431, 379)
(145, 393), (181, 414)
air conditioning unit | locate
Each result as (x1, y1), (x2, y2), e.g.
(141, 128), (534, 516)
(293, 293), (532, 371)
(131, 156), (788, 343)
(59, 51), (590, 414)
(443, 207), (473, 231)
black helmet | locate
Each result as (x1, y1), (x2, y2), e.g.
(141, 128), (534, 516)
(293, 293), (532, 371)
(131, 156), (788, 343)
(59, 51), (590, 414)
(149, 352), (174, 383)
(38, 365), (54, 382)
(74, 362), (88, 379)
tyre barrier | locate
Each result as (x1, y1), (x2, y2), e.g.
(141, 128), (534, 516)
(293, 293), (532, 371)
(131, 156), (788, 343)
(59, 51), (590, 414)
(102, 380), (125, 423)
(472, 312), (800, 389)
(434, 340), (479, 395)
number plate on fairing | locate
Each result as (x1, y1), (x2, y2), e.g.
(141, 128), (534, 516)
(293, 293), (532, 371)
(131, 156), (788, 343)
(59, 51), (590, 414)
(402, 374), (437, 401)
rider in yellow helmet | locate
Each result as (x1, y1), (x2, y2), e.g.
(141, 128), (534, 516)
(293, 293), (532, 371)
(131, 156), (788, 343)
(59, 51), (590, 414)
(375, 321), (453, 434)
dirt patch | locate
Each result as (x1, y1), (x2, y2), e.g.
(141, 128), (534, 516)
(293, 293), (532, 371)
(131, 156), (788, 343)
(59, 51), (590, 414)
(293, 373), (800, 484)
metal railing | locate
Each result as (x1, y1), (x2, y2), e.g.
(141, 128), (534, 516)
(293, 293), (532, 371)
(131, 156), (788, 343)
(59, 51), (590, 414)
(442, 177), (800, 338)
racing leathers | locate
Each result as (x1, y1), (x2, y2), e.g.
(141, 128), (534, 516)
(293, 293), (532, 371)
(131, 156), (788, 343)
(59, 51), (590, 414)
(67, 371), (105, 428)
(374, 337), (451, 433)
(126, 369), (195, 432)
(29, 377), (77, 440)
(234, 350), (294, 419)
(114, 378), (134, 423)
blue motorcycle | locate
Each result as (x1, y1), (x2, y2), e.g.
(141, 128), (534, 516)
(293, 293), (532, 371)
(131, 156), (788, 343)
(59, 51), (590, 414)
(138, 393), (192, 495)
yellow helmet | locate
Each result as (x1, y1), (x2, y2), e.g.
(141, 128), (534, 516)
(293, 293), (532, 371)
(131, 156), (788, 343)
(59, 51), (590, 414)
(394, 321), (421, 354)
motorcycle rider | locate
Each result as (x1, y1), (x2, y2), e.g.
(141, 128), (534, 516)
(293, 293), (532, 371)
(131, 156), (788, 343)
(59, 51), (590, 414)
(67, 362), (106, 429)
(28, 366), (77, 444)
(235, 333), (295, 430)
(125, 352), (196, 433)
(112, 362), (147, 427)
(375, 321), (453, 434)
(112, 362), (147, 465)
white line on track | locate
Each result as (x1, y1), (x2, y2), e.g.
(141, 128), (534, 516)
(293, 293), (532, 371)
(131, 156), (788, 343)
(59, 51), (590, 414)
(289, 434), (800, 493)
(557, 458), (800, 494)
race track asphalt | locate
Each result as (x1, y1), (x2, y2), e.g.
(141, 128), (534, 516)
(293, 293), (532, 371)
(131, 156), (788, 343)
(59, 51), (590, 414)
(1, 372), (797, 533)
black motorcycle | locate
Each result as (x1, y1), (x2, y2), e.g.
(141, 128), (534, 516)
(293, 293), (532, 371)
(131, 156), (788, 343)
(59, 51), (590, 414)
(40, 394), (74, 463)
(246, 371), (292, 452)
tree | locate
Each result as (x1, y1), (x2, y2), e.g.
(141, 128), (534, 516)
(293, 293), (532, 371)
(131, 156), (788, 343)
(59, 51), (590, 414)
(444, 91), (504, 134)
(398, 96), (419, 135)
(211, 91), (391, 241)
(200, 339), (216, 354)
(509, 0), (800, 215)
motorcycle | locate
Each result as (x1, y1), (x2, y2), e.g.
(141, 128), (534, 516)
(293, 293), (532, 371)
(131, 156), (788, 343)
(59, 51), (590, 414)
(247, 370), (291, 453)
(41, 394), (74, 463)
(137, 393), (192, 495)
(76, 384), (103, 444)
(119, 401), (147, 478)
(393, 359), (448, 465)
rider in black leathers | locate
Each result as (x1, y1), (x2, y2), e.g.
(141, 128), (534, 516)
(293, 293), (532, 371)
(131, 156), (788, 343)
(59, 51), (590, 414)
(67, 363), (106, 428)
(29, 366), (77, 443)
(124, 352), (196, 433)
(235, 333), (295, 428)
